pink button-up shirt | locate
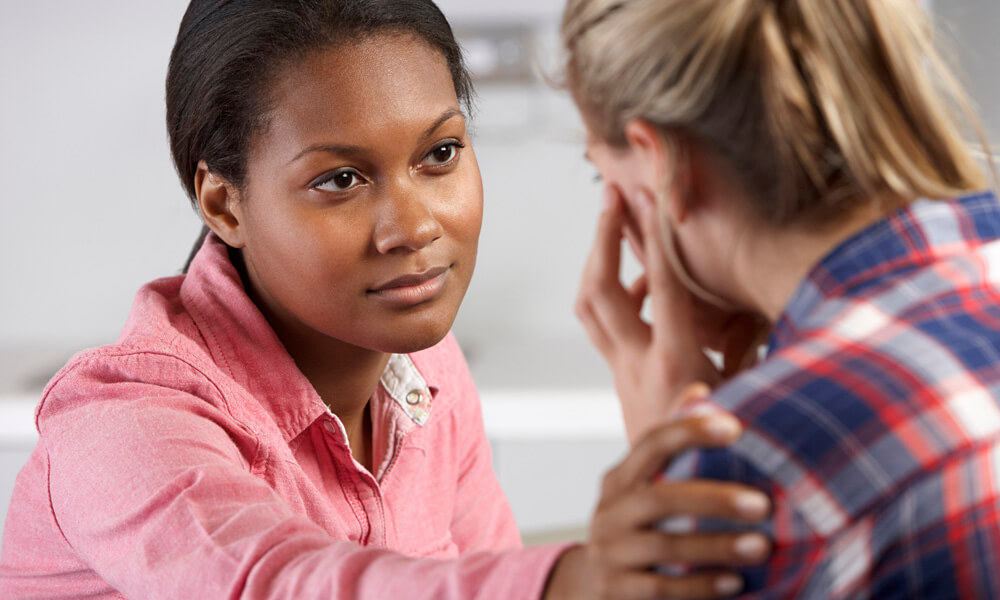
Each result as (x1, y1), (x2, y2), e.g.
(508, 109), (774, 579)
(0, 235), (567, 599)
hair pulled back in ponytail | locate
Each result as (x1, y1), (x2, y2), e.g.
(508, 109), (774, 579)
(561, 0), (991, 228)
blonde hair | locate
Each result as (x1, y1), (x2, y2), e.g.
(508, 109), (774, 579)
(561, 0), (992, 227)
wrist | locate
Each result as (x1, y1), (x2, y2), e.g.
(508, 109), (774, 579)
(542, 546), (589, 600)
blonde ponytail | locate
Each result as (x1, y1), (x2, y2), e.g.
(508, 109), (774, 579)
(561, 0), (992, 228)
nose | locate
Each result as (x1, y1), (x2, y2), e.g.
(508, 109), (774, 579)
(372, 185), (444, 254)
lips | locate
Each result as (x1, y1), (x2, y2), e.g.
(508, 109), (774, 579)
(368, 266), (450, 307)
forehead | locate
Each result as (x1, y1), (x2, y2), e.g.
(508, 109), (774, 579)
(262, 33), (460, 151)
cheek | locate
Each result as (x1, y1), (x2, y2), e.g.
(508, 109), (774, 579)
(458, 184), (484, 243)
(673, 222), (725, 292)
(609, 158), (649, 198)
(242, 198), (366, 300)
(439, 164), (484, 246)
(593, 152), (637, 196)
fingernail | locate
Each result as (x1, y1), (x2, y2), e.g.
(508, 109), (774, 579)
(715, 574), (743, 596)
(704, 414), (741, 440)
(684, 403), (715, 417)
(734, 492), (770, 518)
(686, 382), (712, 401)
(734, 533), (769, 559)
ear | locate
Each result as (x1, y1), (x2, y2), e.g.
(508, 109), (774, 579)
(194, 160), (246, 248)
(623, 119), (689, 225)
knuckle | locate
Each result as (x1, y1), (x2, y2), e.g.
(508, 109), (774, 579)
(578, 282), (605, 306)
(641, 486), (669, 516)
(653, 533), (681, 562)
(664, 533), (718, 565)
(594, 577), (614, 600)
(650, 484), (680, 513)
(650, 422), (687, 454)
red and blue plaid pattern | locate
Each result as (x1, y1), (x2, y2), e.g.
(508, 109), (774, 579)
(666, 191), (1000, 598)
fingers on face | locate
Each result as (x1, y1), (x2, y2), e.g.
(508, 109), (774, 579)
(620, 189), (703, 359)
(627, 273), (648, 311)
(576, 300), (614, 356)
(622, 206), (646, 269)
(576, 187), (625, 353)
(590, 185), (626, 287)
(576, 185), (651, 351)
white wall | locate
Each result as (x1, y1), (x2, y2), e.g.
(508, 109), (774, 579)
(933, 1), (1000, 144)
(0, 1), (200, 352)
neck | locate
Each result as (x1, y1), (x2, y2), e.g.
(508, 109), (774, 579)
(232, 249), (387, 468)
(731, 202), (888, 323)
(283, 330), (389, 469)
(288, 336), (390, 419)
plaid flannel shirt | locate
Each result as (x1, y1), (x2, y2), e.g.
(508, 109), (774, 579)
(667, 191), (1000, 599)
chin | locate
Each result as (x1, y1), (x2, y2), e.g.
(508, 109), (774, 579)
(376, 331), (450, 355)
(372, 314), (456, 355)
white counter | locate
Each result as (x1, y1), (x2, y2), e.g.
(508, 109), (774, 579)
(0, 394), (39, 555)
(0, 394), (38, 445)
(480, 388), (627, 537)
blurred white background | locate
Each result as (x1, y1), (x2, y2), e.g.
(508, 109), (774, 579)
(0, 0), (616, 386)
(0, 0), (996, 546)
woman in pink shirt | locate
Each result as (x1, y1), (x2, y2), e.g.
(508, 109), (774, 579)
(0, 1), (771, 598)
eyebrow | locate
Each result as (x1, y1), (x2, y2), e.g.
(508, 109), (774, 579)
(420, 107), (464, 142)
(288, 107), (465, 165)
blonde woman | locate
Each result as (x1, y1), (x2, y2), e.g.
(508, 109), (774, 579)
(563, 0), (1000, 596)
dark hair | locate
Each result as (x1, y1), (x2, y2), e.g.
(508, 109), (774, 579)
(167, 0), (474, 269)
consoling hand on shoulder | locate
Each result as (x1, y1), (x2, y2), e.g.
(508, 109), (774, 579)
(546, 383), (771, 600)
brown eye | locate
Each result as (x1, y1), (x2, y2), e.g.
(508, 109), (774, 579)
(424, 142), (461, 166)
(313, 169), (363, 192)
(333, 172), (354, 188)
(433, 145), (453, 162)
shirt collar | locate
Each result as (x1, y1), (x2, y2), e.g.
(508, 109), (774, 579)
(180, 233), (438, 442)
(380, 353), (435, 426)
(770, 191), (1000, 352)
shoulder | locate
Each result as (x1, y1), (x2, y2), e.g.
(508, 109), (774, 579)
(35, 339), (232, 436)
(37, 267), (235, 418)
(684, 319), (1000, 533)
(119, 272), (212, 352)
(31, 340), (262, 480)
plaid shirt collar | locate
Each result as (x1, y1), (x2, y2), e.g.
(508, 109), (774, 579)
(769, 191), (1000, 353)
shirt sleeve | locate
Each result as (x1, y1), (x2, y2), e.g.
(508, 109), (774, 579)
(445, 381), (526, 554)
(38, 358), (565, 600)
